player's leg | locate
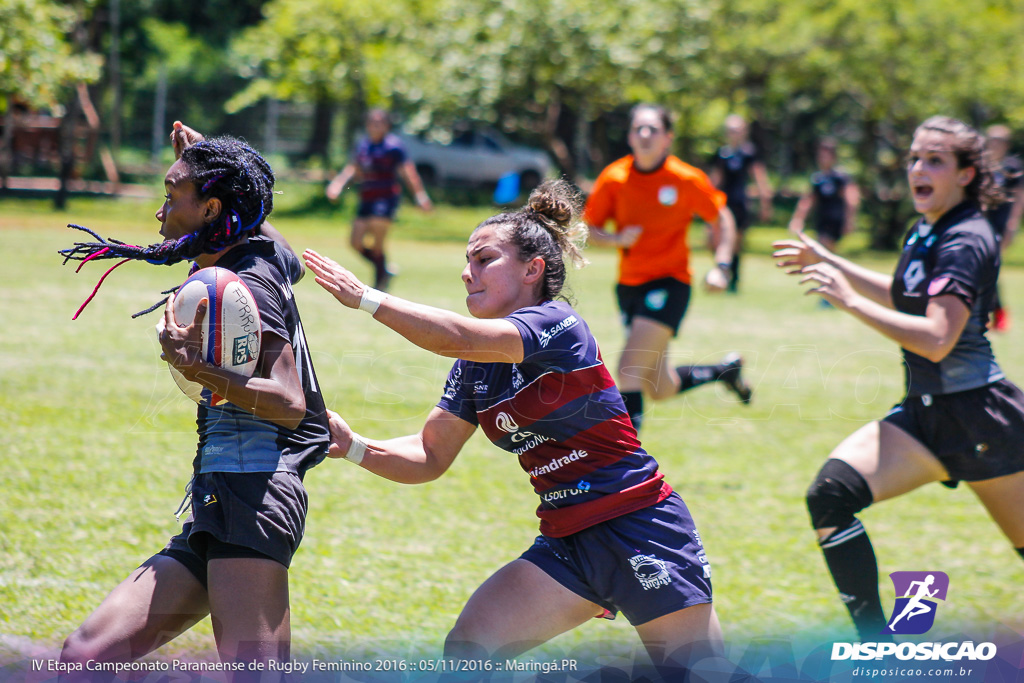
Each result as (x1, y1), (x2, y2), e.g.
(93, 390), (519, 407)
(207, 555), (291, 674)
(634, 603), (724, 675)
(618, 315), (676, 400)
(807, 420), (949, 638)
(60, 553), (209, 669)
(350, 217), (372, 260)
(967, 471), (1024, 555)
(364, 216), (395, 290)
(444, 559), (604, 659)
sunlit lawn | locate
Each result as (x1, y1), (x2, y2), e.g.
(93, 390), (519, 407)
(2, 190), (1023, 677)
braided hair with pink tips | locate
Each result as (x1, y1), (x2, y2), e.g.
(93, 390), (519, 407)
(59, 136), (275, 318)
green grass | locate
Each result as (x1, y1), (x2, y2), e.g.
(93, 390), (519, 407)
(2, 192), (1024, 674)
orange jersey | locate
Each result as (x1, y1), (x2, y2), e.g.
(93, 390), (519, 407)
(584, 155), (726, 286)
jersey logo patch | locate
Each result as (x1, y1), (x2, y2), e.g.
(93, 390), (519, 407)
(927, 277), (950, 297)
(645, 289), (669, 311)
(904, 260), (926, 294)
(658, 185), (678, 206)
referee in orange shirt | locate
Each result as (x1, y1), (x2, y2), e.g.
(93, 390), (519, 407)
(584, 104), (752, 431)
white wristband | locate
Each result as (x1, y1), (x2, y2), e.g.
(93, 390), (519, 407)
(358, 287), (385, 314)
(345, 433), (367, 465)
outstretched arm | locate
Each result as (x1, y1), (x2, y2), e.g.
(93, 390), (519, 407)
(795, 262), (970, 362)
(326, 163), (358, 202)
(303, 249), (526, 363)
(753, 161), (773, 222)
(774, 232), (894, 307)
(327, 407), (476, 484)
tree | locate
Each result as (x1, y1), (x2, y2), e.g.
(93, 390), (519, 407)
(0, 0), (101, 188)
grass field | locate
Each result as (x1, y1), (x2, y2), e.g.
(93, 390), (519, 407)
(2, 190), (1024, 677)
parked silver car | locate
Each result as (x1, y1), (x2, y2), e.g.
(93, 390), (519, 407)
(400, 128), (552, 190)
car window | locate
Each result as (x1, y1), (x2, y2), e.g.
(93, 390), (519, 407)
(481, 135), (502, 152)
(452, 131), (474, 147)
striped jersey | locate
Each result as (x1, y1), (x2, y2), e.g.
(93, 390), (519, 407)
(355, 133), (407, 202)
(436, 300), (672, 537)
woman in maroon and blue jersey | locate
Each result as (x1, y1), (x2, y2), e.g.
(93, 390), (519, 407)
(303, 180), (721, 675)
(326, 109), (432, 291)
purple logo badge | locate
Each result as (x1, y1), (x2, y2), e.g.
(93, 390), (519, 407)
(883, 571), (949, 635)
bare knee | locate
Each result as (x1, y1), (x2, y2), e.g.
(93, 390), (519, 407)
(443, 622), (489, 659)
(61, 626), (108, 665)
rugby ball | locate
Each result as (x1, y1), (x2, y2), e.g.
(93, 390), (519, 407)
(166, 267), (261, 406)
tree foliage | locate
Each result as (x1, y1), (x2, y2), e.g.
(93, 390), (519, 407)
(0, 0), (101, 111)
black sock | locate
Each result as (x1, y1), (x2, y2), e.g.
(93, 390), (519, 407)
(730, 253), (740, 290)
(675, 364), (722, 394)
(1016, 547), (1024, 561)
(820, 521), (889, 640)
(621, 391), (643, 432)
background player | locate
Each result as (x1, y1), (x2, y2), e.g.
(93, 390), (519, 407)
(984, 124), (1023, 331)
(585, 104), (751, 432)
(709, 114), (773, 293)
(325, 108), (433, 291)
(303, 181), (723, 677)
(773, 116), (1024, 639)
(58, 123), (329, 679)
(788, 137), (861, 253)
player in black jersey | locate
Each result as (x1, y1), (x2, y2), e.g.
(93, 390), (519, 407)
(788, 138), (860, 252)
(709, 115), (772, 292)
(984, 125), (1023, 331)
(773, 116), (1024, 639)
(58, 123), (329, 680)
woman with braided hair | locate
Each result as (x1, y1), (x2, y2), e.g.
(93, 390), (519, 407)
(59, 123), (329, 677)
(304, 179), (722, 677)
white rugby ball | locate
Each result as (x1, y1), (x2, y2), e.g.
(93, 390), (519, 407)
(167, 266), (262, 406)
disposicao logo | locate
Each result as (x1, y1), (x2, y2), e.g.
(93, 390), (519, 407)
(884, 571), (948, 635)
(831, 570), (997, 663)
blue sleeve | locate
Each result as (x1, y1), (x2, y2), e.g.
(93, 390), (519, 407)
(506, 305), (589, 371)
(436, 360), (479, 425)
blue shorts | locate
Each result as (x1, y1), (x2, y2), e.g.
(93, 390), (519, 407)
(357, 196), (400, 219)
(520, 492), (712, 625)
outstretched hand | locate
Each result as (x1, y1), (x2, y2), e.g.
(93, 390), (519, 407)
(326, 410), (355, 459)
(170, 121), (205, 159)
(771, 231), (832, 274)
(156, 295), (208, 379)
(798, 262), (856, 309)
(302, 249), (366, 309)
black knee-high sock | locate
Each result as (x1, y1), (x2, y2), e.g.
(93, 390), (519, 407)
(730, 253), (741, 290)
(621, 391), (644, 432)
(1016, 547), (1024, 561)
(820, 521), (889, 640)
(675, 364), (722, 394)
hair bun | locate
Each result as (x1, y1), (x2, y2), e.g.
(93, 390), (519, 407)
(527, 182), (575, 227)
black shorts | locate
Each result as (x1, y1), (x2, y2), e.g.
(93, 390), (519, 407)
(356, 196), (400, 219)
(520, 493), (712, 626)
(616, 277), (691, 336)
(814, 219), (844, 243)
(728, 199), (750, 233)
(882, 378), (1024, 486)
(158, 470), (308, 587)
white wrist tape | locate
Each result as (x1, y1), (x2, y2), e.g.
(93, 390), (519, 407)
(358, 287), (385, 314)
(345, 433), (367, 465)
